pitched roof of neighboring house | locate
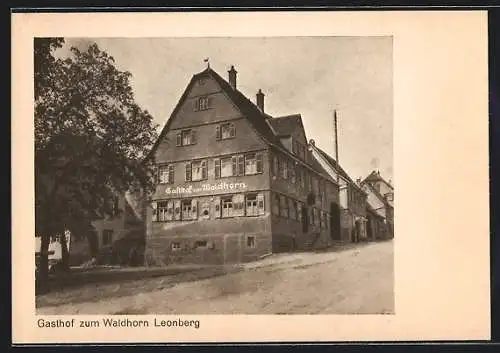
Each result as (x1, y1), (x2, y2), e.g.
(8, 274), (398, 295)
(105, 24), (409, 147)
(267, 114), (303, 137)
(366, 202), (385, 220)
(311, 144), (365, 194)
(362, 181), (393, 209)
(363, 170), (394, 191)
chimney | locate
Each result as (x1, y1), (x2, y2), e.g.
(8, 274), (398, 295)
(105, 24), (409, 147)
(356, 178), (361, 185)
(228, 65), (237, 90)
(256, 89), (265, 112)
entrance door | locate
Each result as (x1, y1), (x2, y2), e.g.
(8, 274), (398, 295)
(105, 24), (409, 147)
(354, 220), (361, 243)
(330, 202), (341, 240)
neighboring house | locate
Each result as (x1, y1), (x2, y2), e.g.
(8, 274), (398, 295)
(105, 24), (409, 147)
(144, 65), (341, 266)
(66, 189), (146, 266)
(360, 170), (394, 239)
(309, 142), (369, 243)
(366, 203), (387, 241)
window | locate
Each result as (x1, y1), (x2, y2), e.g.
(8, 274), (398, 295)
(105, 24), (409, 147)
(310, 208), (315, 226)
(181, 199), (197, 220)
(221, 194), (244, 218)
(246, 236), (256, 248)
(280, 195), (289, 218)
(246, 194), (258, 216)
(195, 240), (208, 248)
(282, 159), (288, 179)
(171, 242), (181, 251)
(290, 198), (297, 220)
(220, 157), (233, 178)
(297, 201), (303, 222)
(158, 165), (174, 184)
(195, 96), (211, 111)
(290, 164), (296, 183)
(216, 123), (236, 140)
(186, 160), (207, 181)
(272, 155), (279, 176)
(272, 193), (280, 215)
(102, 230), (113, 246)
(176, 129), (196, 147)
(156, 201), (173, 222)
(245, 153), (263, 175)
(215, 154), (248, 178)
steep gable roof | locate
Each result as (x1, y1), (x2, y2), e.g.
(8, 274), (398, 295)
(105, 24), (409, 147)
(267, 114), (303, 137)
(363, 170), (394, 191)
(366, 202), (385, 220)
(361, 181), (393, 209)
(312, 144), (365, 194)
(146, 67), (284, 162)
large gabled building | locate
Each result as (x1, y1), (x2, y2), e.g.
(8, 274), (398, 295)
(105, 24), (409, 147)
(144, 65), (341, 265)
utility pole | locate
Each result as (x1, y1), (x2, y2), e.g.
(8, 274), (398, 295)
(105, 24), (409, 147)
(334, 109), (340, 184)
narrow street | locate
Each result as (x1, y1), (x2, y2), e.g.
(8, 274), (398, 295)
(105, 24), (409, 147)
(37, 240), (394, 315)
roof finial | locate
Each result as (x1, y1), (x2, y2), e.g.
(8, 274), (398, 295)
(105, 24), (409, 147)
(203, 57), (210, 69)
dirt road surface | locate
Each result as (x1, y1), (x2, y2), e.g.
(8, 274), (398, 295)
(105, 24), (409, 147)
(37, 240), (394, 315)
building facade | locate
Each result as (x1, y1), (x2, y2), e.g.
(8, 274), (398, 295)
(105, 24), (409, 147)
(309, 142), (369, 244)
(68, 190), (146, 266)
(360, 170), (394, 239)
(144, 65), (341, 265)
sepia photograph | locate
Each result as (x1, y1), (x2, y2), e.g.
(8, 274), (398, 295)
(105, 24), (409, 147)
(12, 11), (490, 343)
(34, 37), (394, 316)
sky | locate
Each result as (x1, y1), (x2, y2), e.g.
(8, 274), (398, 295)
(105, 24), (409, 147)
(59, 37), (393, 183)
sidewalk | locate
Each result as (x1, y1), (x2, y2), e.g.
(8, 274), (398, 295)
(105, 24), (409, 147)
(44, 264), (226, 291)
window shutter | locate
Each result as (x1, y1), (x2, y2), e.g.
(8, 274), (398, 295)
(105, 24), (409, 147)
(156, 168), (161, 184)
(174, 200), (181, 221)
(185, 162), (192, 181)
(215, 125), (221, 140)
(193, 99), (199, 112)
(191, 199), (198, 219)
(213, 196), (221, 218)
(191, 130), (197, 145)
(201, 160), (207, 180)
(214, 158), (221, 179)
(230, 124), (236, 137)
(176, 132), (182, 146)
(151, 202), (157, 222)
(238, 155), (244, 176)
(168, 165), (174, 184)
(257, 193), (265, 215)
(207, 96), (214, 108)
(256, 153), (263, 173)
(232, 156), (237, 176)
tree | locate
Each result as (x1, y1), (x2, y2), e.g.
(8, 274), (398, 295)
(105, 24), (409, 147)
(34, 38), (158, 290)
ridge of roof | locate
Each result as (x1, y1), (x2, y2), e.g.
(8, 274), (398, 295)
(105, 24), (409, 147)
(363, 170), (394, 190)
(311, 144), (365, 193)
